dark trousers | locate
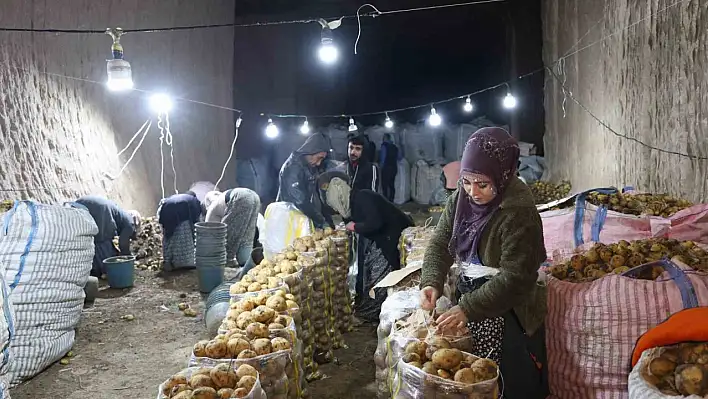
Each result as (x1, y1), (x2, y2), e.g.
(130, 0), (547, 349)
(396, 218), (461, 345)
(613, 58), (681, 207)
(381, 165), (397, 202)
(354, 235), (368, 305)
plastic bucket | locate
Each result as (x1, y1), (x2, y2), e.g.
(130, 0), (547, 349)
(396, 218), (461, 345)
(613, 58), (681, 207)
(103, 256), (136, 288)
(197, 266), (225, 293)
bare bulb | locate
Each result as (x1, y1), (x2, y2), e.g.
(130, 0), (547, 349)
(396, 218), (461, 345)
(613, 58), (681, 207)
(503, 93), (517, 109)
(428, 107), (442, 127)
(265, 118), (279, 138)
(463, 97), (473, 112)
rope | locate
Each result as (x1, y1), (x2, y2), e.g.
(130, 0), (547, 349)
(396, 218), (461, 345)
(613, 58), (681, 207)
(115, 119), (150, 157)
(158, 114), (166, 199)
(104, 119), (153, 180)
(163, 113), (178, 195)
(215, 121), (240, 190)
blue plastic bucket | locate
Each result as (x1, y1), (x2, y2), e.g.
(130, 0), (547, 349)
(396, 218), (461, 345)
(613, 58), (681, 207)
(197, 266), (225, 293)
(103, 256), (136, 289)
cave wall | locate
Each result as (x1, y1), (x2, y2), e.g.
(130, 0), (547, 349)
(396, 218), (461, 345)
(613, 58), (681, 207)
(542, 0), (708, 202)
(0, 0), (236, 215)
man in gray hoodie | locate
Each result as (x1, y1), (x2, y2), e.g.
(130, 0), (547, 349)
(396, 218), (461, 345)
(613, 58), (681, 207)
(276, 133), (335, 229)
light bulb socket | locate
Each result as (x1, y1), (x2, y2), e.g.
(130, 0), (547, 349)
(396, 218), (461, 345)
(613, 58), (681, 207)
(321, 27), (334, 45)
(236, 117), (243, 128)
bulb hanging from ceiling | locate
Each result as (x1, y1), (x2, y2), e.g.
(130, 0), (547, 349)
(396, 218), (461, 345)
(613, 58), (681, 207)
(348, 117), (358, 132)
(265, 118), (279, 138)
(503, 92), (517, 109)
(300, 119), (310, 135)
(428, 106), (442, 127)
(384, 113), (394, 129)
(105, 28), (133, 92)
(318, 24), (338, 65)
(463, 96), (473, 112)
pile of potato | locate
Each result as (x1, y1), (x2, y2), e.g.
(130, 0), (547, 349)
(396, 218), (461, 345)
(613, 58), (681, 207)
(392, 339), (499, 398)
(641, 343), (708, 396)
(529, 180), (572, 205)
(547, 238), (708, 283)
(329, 236), (353, 342)
(220, 290), (297, 333)
(585, 191), (693, 218)
(131, 216), (164, 271)
(159, 364), (265, 399)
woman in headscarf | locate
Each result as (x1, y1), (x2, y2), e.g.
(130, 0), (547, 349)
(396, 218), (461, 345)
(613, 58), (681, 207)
(157, 190), (202, 271)
(204, 188), (261, 269)
(419, 127), (548, 398)
(323, 174), (414, 322)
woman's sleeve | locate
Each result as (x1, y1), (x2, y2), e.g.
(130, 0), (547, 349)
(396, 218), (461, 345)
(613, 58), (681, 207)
(419, 191), (457, 293)
(458, 207), (545, 321)
(352, 191), (383, 235)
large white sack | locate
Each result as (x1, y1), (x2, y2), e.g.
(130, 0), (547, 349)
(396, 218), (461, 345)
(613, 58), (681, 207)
(0, 263), (15, 395)
(324, 125), (349, 161)
(401, 123), (445, 165)
(394, 158), (411, 205)
(0, 201), (97, 387)
(442, 118), (502, 162)
(262, 202), (314, 259)
(410, 161), (443, 205)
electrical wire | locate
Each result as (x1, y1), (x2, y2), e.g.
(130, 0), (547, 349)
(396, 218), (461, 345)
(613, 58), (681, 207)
(0, 0), (505, 34)
(115, 119), (151, 157)
(215, 119), (241, 190)
(157, 113), (167, 199)
(104, 119), (153, 180)
(162, 113), (178, 195)
(545, 67), (708, 161)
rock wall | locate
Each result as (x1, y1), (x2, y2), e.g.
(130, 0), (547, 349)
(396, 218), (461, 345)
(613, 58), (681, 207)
(0, 0), (236, 214)
(542, 0), (708, 202)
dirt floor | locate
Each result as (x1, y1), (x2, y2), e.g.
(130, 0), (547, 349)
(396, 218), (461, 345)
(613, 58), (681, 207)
(10, 206), (436, 398)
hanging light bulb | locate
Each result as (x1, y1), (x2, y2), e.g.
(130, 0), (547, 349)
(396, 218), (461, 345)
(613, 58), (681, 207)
(149, 93), (173, 114)
(384, 113), (394, 129)
(265, 118), (279, 138)
(503, 92), (517, 109)
(105, 28), (133, 91)
(300, 119), (311, 135)
(463, 96), (473, 113)
(318, 26), (338, 65)
(428, 106), (442, 127)
(348, 117), (358, 132)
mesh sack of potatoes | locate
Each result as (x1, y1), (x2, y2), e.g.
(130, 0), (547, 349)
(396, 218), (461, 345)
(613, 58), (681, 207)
(253, 252), (306, 304)
(630, 343), (708, 398)
(296, 247), (334, 364)
(585, 190), (693, 218)
(157, 365), (267, 399)
(529, 180), (572, 205)
(188, 344), (291, 398)
(330, 235), (354, 337)
(390, 349), (499, 399)
(545, 238), (708, 283)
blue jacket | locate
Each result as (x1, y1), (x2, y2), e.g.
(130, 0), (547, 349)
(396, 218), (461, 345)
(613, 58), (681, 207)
(76, 196), (134, 255)
(158, 193), (202, 238)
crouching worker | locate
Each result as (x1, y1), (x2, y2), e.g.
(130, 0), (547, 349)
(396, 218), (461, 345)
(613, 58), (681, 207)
(322, 175), (414, 322)
(75, 195), (141, 277)
(204, 188), (261, 269)
(157, 191), (202, 271)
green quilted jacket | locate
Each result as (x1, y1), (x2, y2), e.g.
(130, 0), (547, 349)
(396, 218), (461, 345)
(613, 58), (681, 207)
(420, 177), (547, 335)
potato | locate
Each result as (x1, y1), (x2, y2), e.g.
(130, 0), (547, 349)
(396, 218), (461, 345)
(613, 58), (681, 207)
(247, 282), (262, 292)
(274, 315), (291, 327)
(237, 349), (258, 359)
(267, 277), (282, 289)
(437, 369), (452, 379)
(233, 387), (250, 398)
(470, 358), (498, 381)
(190, 373), (216, 388)
(405, 341), (428, 360)
(210, 363), (238, 389)
(226, 309), (242, 321)
(675, 364), (707, 396)
(162, 374), (188, 396)
(193, 367), (212, 376)
(252, 305), (276, 324)
(286, 300), (298, 310)
(408, 361), (423, 369)
(225, 330), (246, 340)
(236, 364), (258, 379)
(265, 296), (287, 312)
(236, 312), (254, 330)
(193, 340), (210, 357)
(227, 338), (251, 358)
(172, 392), (194, 399)
(271, 337), (291, 352)
(649, 357), (677, 377)
(217, 388), (234, 399)
(170, 384), (191, 396)
(205, 340), (228, 359)
(232, 285), (247, 294)
(454, 368), (479, 384)
(402, 353), (421, 363)
(275, 289), (287, 298)
(246, 322), (270, 339)
(229, 283), (243, 295)
(422, 362), (437, 375)
(255, 275), (268, 285)
(252, 338), (273, 356)
(268, 323), (285, 331)
(192, 386), (218, 399)
(238, 299), (257, 312)
(425, 336), (452, 359)
(431, 348), (463, 370)
(214, 334), (228, 342)
(238, 375), (257, 392)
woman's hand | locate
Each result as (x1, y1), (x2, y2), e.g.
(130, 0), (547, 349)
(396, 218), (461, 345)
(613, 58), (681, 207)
(435, 305), (468, 332)
(420, 286), (439, 311)
(345, 222), (356, 232)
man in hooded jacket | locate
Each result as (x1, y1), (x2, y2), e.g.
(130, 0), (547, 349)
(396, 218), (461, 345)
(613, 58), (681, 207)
(346, 133), (378, 193)
(277, 133), (335, 229)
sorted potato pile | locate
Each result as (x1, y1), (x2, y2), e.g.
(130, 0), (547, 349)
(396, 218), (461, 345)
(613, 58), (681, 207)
(330, 236), (353, 340)
(585, 191), (693, 217)
(530, 180), (572, 204)
(159, 364), (265, 398)
(220, 290), (298, 333)
(641, 343), (708, 396)
(547, 238), (708, 283)
(131, 216), (163, 271)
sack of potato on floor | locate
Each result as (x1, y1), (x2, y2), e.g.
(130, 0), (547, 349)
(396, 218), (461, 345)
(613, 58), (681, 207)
(157, 365), (266, 399)
(629, 307), (708, 398)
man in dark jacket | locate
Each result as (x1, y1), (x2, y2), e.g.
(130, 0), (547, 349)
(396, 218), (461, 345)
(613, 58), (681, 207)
(379, 133), (401, 202)
(346, 133), (378, 193)
(75, 195), (140, 277)
(157, 191), (202, 271)
(323, 176), (414, 321)
(277, 133), (335, 229)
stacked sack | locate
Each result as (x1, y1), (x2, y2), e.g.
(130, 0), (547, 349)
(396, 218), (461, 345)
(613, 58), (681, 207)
(0, 201), (96, 387)
(330, 236), (353, 338)
(157, 365), (267, 398)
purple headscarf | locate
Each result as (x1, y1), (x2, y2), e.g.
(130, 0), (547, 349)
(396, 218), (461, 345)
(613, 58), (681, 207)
(449, 127), (520, 262)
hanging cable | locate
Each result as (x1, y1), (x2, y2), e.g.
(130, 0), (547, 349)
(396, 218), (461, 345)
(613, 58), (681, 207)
(355, 4), (383, 55)
(157, 114), (166, 199)
(215, 116), (242, 190)
(104, 120), (153, 180)
(115, 119), (150, 157)
(161, 113), (178, 195)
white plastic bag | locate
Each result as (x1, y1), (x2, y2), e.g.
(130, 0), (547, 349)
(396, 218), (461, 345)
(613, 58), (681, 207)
(262, 202), (314, 258)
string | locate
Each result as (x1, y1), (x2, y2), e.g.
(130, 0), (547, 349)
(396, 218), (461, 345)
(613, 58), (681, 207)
(215, 119), (241, 190)
(163, 113), (178, 195)
(157, 113), (166, 199)
(104, 120), (153, 180)
(115, 119), (150, 157)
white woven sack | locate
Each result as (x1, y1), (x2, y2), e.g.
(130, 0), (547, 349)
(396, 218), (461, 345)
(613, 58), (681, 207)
(0, 201), (97, 386)
(394, 158), (411, 205)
